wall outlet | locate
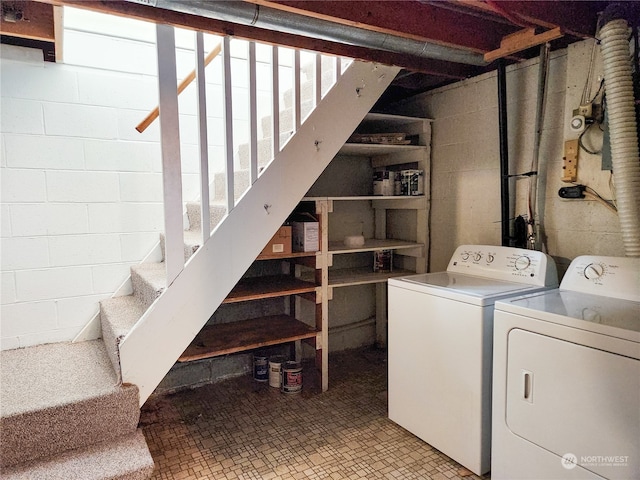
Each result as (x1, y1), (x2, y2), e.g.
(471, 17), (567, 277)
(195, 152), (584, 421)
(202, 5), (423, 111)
(577, 103), (592, 117)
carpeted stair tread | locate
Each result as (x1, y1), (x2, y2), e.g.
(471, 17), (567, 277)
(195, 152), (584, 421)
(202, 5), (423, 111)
(0, 340), (140, 468)
(101, 295), (147, 338)
(131, 262), (167, 309)
(1, 429), (154, 480)
(100, 295), (147, 380)
(160, 229), (205, 262)
(186, 202), (227, 233)
(1, 340), (120, 417)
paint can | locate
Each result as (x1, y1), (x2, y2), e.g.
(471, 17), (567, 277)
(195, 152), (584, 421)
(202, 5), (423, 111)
(268, 355), (287, 388)
(253, 354), (269, 382)
(401, 169), (424, 196)
(373, 170), (394, 196)
(281, 361), (303, 394)
(394, 172), (402, 196)
(374, 249), (393, 273)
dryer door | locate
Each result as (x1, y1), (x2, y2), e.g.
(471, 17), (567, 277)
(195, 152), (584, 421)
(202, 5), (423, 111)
(505, 329), (639, 479)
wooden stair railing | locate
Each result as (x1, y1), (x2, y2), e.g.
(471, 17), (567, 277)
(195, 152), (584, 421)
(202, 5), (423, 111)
(135, 40), (222, 133)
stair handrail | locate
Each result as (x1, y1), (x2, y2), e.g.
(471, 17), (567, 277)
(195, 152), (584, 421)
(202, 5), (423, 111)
(135, 40), (222, 133)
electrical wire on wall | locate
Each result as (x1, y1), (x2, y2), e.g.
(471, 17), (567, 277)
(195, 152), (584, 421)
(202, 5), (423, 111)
(526, 42), (551, 251)
(578, 78), (605, 155)
(562, 32), (621, 218)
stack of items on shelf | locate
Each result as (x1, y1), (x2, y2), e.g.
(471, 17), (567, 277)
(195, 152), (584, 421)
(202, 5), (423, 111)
(373, 169), (424, 196)
(348, 132), (412, 145)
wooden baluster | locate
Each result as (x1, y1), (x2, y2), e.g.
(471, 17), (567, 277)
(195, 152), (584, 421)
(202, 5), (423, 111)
(248, 42), (258, 185)
(222, 36), (234, 213)
(272, 46), (280, 156)
(156, 24), (184, 284)
(195, 31), (210, 241)
(294, 49), (301, 132)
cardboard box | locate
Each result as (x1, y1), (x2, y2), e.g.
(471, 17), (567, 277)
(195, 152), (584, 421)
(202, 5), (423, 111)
(291, 214), (319, 252)
(259, 226), (292, 256)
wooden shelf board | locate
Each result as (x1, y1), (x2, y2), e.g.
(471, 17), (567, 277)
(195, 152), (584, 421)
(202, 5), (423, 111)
(256, 251), (319, 261)
(178, 315), (317, 362)
(339, 143), (427, 156)
(329, 267), (415, 287)
(224, 275), (317, 303)
(363, 113), (433, 124)
(303, 195), (425, 201)
(329, 239), (423, 254)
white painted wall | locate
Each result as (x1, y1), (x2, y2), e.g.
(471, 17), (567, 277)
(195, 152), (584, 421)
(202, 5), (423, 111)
(393, 40), (623, 274)
(0, 7), (296, 350)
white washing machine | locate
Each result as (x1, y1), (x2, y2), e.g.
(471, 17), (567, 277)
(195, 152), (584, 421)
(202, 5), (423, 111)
(388, 245), (558, 476)
(492, 256), (640, 479)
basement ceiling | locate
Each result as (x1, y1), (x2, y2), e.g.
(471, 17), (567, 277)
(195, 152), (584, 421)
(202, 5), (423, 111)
(3, 1), (637, 103)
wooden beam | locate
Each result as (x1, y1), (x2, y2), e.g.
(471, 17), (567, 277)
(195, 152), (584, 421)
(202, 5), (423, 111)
(484, 27), (563, 63)
(246, 0), (514, 53)
(33, 0), (480, 77)
(0, 1), (54, 42)
(456, 0), (604, 39)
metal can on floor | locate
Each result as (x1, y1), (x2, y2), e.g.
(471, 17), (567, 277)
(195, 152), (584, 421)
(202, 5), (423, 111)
(253, 354), (269, 382)
(268, 355), (287, 388)
(281, 361), (303, 394)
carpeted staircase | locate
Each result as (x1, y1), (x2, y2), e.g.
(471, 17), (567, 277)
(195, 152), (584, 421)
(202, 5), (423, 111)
(0, 340), (154, 479)
(0, 57), (372, 477)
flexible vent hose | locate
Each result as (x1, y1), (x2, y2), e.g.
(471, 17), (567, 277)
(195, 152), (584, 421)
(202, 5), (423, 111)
(599, 18), (640, 256)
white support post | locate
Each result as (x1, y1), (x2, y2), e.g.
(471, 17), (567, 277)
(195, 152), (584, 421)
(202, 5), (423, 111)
(272, 46), (280, 156)
(222, 36), (234, 213)
(156, 24), (184, 285)
(248, 42), (258, 184)
(294, 49), (301, 132)
(195, 31), (210, 241)
(315, 53), (322, 106)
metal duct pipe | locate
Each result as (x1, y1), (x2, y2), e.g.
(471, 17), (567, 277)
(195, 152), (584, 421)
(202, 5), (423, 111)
(145, 0), (487, 66)
(599, 11), (640, 257)
(497, 59), (511, 246)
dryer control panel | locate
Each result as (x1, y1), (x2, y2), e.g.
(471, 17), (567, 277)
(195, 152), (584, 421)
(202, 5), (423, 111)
(561, 255), (640, 302)
(447, 245), (558, 287)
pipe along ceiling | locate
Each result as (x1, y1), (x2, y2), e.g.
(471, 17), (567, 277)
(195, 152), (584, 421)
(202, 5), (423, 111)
(136, 0), (488, 66)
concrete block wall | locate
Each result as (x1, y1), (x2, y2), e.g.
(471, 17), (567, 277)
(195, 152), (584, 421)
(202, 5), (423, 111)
(0, 6), (319, 350)
(0, 7), (241, 350)
(392, 40), (624, 274)
(0, 44), (167, 350)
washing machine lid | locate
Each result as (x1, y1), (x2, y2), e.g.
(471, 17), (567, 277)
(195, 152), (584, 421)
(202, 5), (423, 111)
(389, 272), (550, 306)
(496, 290), (640, 341)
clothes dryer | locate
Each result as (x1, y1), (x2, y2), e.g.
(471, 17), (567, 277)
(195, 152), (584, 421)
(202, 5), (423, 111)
(492, 256), (640, 479)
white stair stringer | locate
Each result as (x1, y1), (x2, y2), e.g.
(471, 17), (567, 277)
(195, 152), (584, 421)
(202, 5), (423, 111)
(119, 61), (400, 405)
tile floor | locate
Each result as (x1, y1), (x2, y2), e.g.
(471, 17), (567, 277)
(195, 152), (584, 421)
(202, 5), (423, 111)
(141, 348), (486, 480)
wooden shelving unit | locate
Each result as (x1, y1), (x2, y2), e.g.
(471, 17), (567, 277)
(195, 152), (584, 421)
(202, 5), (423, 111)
(328, 267), (415, 288)
(178, 228), (324, 385)
(223, 275), (317, 303)
(306, 112), (431, 350)
(328, 239), (423, 255)
(178, 315), (318, 362)
(178, 112), (429, 391)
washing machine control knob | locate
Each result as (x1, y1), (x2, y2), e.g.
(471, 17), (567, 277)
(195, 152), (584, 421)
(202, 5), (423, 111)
(474, 253), (482, 262)
(514, 255), (531, 271)
(584, 263), (605, 280)
(461, 252), (470, 261)
(486, 254), (495, 263)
